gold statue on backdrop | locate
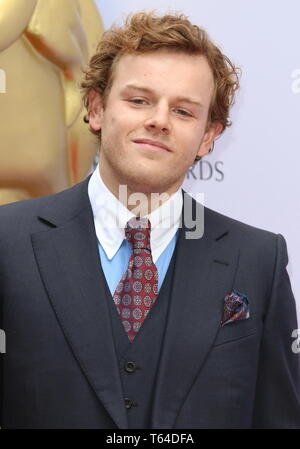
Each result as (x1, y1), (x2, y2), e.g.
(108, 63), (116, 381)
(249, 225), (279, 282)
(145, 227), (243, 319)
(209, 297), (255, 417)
(0, 0), (103, 205)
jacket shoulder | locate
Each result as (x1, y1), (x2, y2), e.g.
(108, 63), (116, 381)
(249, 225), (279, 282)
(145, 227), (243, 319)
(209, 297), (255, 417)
(204, 204), (278, 242)
(0, 177), (89, 228)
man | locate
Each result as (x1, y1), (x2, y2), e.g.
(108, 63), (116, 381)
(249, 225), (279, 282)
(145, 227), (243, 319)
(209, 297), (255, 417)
(0, 12), (299, 429)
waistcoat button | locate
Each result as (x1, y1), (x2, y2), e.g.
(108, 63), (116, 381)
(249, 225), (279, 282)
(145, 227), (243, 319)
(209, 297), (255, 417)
(125, 361), (136, 373)
(124, 398), (133, 409)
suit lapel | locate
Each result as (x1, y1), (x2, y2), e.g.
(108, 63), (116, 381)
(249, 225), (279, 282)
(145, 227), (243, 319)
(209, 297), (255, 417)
(151, 194), (239, 428)
(31, 178), (128, 429)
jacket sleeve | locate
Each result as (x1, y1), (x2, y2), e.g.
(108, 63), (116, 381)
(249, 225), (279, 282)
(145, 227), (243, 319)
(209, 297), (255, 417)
(0, 253), (3, 428)
(252, 234), (300, 428)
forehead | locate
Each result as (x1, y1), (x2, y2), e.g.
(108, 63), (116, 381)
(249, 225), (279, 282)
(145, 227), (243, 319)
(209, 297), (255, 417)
(110, 50), (215, 104)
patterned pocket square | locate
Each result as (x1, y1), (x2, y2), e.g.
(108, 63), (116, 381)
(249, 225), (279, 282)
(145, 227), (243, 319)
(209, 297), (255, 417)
(221, 289), (250, 327)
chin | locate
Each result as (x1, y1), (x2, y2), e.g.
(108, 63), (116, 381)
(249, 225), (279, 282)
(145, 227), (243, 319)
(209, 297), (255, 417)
(126, 172), (176, 195)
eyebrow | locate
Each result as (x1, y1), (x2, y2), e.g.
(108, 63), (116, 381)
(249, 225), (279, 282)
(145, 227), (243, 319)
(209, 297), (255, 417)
(121, 84), (203, 108)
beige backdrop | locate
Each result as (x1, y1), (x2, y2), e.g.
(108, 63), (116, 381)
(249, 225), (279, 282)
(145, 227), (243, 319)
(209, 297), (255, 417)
(0, 0), (103, 205)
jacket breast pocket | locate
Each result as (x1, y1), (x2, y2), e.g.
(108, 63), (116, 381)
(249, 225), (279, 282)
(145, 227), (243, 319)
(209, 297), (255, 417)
(212, 319), (261, 347)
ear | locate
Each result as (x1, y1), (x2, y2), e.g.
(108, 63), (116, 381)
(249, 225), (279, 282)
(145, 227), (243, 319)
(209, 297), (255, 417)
(87, 89), (104, 132)
(196, 121), (223, 158)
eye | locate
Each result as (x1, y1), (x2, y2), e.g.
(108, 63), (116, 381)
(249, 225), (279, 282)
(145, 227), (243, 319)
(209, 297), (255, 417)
(174, 108), (192, 117)
(128, 98), (148, 105)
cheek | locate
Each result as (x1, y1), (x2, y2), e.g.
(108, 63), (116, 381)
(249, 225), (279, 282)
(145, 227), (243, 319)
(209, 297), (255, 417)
(101, 115), (121, 141)
(177, 126), (203, 152)
(108, 113), (135, 133)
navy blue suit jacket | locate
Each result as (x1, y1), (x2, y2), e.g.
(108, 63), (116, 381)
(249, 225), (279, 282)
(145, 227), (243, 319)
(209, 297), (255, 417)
(0, 176), (299, 428)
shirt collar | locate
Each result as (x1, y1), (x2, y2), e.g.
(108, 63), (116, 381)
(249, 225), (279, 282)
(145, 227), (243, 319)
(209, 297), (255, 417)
(88, 164), (183, 263)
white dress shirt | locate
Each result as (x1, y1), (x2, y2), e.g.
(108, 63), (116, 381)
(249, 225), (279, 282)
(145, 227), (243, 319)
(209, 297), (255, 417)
(88, 164), (183, 263)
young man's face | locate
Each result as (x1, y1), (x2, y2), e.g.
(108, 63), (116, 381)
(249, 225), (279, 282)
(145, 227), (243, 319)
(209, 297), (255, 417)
(89, 49), (222, 197)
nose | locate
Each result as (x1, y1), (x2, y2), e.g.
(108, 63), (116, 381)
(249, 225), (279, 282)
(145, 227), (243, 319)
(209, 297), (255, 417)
(144, 102), (171, 135)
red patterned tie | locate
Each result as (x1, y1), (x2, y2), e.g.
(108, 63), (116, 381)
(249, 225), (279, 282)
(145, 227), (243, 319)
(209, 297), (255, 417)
(112, 217), (158, 342)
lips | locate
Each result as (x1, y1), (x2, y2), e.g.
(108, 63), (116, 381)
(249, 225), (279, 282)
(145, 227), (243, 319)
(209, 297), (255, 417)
(133, 139), (171, 152)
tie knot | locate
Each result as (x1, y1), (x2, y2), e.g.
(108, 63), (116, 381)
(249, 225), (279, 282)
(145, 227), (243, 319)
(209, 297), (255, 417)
(125, 217), (151, 252)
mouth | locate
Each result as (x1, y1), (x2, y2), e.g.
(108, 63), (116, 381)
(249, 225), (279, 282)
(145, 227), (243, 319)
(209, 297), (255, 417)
(132, 139), (171, 152)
